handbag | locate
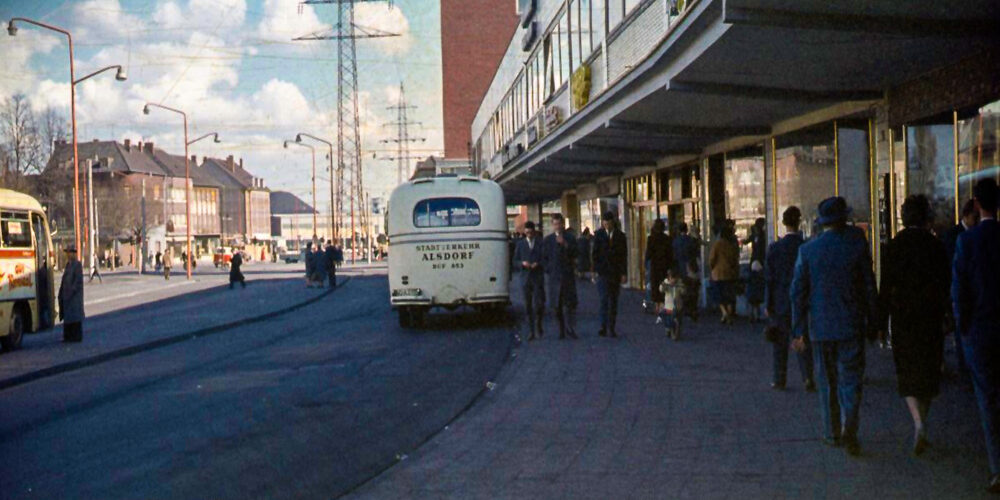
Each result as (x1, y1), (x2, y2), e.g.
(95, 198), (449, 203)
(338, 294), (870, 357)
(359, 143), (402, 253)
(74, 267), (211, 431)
(763, 324), (781, 344)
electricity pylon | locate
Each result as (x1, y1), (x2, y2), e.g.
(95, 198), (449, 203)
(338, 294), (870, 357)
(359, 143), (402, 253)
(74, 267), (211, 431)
(381, 82), (425, 184)
(294, 0), (398, 261)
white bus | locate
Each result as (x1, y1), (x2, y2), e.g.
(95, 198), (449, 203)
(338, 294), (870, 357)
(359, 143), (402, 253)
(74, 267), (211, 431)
(387, 175), (510, 327)
(0, 189), (56, 352)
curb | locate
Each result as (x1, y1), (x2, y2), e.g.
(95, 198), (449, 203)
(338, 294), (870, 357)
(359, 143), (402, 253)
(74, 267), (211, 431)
(0, 277), (352, 392)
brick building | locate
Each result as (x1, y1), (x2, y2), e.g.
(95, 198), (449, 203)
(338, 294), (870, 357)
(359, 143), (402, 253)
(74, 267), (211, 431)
(440, 0), (519, 167)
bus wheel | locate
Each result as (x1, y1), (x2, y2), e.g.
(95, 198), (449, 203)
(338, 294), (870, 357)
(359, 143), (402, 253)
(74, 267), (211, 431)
(1, 307), (25, 351)
(411, 307), (426, 327)
(398, 307), (412, 328)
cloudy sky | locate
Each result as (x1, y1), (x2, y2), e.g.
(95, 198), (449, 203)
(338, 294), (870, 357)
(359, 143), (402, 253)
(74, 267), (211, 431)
(0, 0), (443, 209)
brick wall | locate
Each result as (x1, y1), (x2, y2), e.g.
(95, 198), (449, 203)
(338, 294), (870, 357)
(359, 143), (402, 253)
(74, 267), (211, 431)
(441, 0), (519, 159)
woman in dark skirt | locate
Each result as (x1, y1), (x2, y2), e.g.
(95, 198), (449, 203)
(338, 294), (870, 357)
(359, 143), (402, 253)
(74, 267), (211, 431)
(645, 219), (672, 312)
(878, 194), (950, 455)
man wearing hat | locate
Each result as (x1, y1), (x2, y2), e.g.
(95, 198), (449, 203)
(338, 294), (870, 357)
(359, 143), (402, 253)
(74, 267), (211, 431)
(765, 206), (815, 392)
(58, 245), (85, 342)
(952, 178), (1000, 493)
(791, 197), (877, 456)
(514, 221), (545, 340)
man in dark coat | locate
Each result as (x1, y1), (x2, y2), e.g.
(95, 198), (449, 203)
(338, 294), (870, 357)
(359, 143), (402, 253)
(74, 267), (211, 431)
(576, 228), (593, 279)
(543, 213), (578, 339)
(229, 249), (245, 289)
(952, 179), (1000, 493)
(791, 197), (877, 457)
(325, 240), (338, 288)
(765, 206), (814, 391)
(514, 221), (545, 340)
(312, 242), (328, 288)
(58, 246), (85, 343)
(592, 211), (627, 338)
(943, 198), (979, 387)
(304, 242), (316, 287)
(672, 222), (698, 276)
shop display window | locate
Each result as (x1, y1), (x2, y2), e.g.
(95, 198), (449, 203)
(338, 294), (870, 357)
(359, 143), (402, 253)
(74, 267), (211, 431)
(724, 146), (765, 262)
(774, 124), (836, 239)
(907, 122), (956, 237)
(958, 99), (1000, 210)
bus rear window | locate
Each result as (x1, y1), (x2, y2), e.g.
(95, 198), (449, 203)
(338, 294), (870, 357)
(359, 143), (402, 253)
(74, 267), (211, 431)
(413, 198), (481, 228)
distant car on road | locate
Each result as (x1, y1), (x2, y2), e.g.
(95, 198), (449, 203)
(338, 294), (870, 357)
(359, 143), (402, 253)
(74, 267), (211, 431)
(279, 247), (300, 264)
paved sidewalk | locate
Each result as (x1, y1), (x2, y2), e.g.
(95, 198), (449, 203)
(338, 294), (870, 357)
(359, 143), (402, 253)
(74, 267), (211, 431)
(0, 265), (366, 387)
(352, 280), (992, 499)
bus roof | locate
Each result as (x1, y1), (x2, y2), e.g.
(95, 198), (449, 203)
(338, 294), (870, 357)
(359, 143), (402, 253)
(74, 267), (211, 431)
(0, 189), (44, 213)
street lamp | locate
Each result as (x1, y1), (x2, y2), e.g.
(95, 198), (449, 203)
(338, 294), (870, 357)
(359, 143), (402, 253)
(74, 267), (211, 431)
(295, 133), (337, 242)
(72, 64), (127, 276)
(8, 17), (83, 254)
(142, 102), (195, 279)
(188, 132), (221, 146)
(284, 140), (317, 242)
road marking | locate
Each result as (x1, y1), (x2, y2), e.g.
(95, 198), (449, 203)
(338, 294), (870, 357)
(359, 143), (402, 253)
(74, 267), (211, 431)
(86, 280), (199, 306)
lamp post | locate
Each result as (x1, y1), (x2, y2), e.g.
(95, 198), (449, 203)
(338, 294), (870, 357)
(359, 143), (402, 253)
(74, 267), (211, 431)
(295, 133), (336, 242)
(73, 65), (127, 273)
(142, 102), (197, 279)
(284, 140), (317, 242)
(8, 17), (84, 253)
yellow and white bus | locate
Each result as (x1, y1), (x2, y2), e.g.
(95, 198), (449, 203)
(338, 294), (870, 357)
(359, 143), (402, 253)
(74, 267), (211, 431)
(0, 189), (56, 352)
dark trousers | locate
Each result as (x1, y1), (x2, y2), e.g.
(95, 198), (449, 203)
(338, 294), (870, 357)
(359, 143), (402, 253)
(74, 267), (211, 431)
(774, 327), (814, 385)
(813, 338), (865, 442)
(597, 275), (621, 332)
(548, 277), (577, 335)
(63, 321), (82, 342)
(329, 268), (337, 287)
(523, 278), (544, 333)
(964, 334), (1000, 475)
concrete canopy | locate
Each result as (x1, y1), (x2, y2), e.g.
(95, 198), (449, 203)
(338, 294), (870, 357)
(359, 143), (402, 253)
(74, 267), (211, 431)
(497, 0), (999, 204)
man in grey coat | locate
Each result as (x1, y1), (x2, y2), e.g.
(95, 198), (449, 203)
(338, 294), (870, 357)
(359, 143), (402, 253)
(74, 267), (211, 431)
(59, 246), (85, 343)
(791, 197), (877, 457)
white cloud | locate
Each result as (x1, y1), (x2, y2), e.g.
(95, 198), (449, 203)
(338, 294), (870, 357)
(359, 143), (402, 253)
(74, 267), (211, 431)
(256, 0), (330, 44)
(354, 2), (413, 55)
(0, 29), (63, 99)
(251, 79), (312, 127)
(72, 0), (146, 39)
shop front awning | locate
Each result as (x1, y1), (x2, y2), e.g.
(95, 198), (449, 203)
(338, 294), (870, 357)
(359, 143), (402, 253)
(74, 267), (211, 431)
(497, 0), (999, 204)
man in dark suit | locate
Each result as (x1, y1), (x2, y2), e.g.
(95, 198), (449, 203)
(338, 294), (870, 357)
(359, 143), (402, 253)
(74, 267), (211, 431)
(952, 178), (1000, 494)
(543, 213), (578, 340)
(943, 198), (979, 386)
(592, 211), (627, 338)
(765, 206), (814, 391)
(514, 221), (545, 340)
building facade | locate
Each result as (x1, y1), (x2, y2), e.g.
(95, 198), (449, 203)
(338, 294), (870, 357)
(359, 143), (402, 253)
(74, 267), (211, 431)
(471, 0), (1000, 291)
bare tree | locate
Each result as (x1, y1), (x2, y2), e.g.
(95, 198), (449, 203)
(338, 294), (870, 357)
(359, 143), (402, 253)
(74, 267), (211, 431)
(39, 107), (68, 156)
(0, 94), (44, 189)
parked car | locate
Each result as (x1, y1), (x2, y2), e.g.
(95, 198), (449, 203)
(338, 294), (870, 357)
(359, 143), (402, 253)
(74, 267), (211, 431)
(213, 247), (232, 269)
(279, 247), (300, 264)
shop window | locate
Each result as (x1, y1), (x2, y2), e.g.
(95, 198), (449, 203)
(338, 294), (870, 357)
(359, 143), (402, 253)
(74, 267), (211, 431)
(624, 0), (640, 16)
(907, 122), (956, 237)
(958, 99), (1000, 209)
(608, 0), (623, 36)
(838, 120), (872, 234)
(559, 12), (570, 88)
(592, 0), (605, 48)
(775, 124), (836, 239)
(581, 0), (592, 59)
(724, 146), (765, 262)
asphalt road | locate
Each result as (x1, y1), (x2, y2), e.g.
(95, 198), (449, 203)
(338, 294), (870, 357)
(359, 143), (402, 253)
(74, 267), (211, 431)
(0, 271), (514, 499)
